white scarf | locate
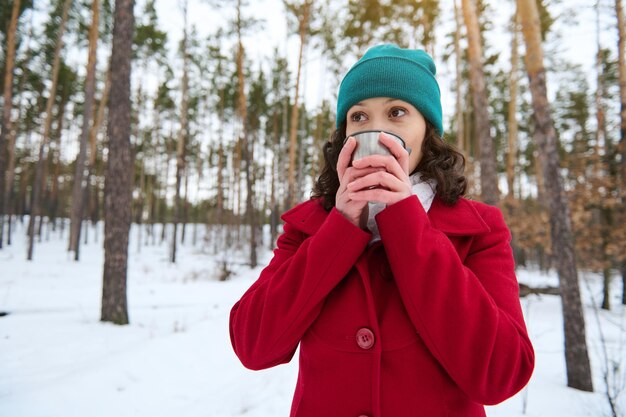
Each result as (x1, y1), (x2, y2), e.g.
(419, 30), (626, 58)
(366, 172), (436, 245)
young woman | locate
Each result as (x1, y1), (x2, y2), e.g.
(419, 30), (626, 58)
(229, 44), (534, 417)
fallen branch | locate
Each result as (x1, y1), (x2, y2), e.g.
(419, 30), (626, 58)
(519, 283), (560, 297)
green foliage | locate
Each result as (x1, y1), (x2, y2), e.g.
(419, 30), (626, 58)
(247, 66), (268, 132)
(134, 0), (168, 62)
(0, 0), (33, 37)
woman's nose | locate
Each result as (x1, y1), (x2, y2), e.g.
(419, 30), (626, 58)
(369, 121), (394, 132)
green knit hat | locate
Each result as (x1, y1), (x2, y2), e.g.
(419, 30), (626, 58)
(336, 44), (443, 137)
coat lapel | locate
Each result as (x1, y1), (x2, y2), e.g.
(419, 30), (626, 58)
(427, 196), (491, 236)
(281, 196), (490, 238)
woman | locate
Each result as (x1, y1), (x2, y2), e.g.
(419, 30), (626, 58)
(229, 44), (534, 417)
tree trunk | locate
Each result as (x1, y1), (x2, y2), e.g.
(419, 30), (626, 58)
(453, 0), (465, 153)
(269, 112), (279, 249)
(615, 0), (626, 305)
(69, 0), (100, 259)
(182, 164), (189, 245)
(136, 158), (145, 254)
(81, 65), (111, 250)
(4, 100), (20, 246)
(4, 21), (33, 247)
(287, 0), (310, 209)
(507, 7), (520, 199)
(49, 95), (69, 229)
(216, 143), (224, 254)
(171, 3), (189, 264)
(193, 155), (202, 246)
(236, 0), (257, 268)
(518, 0), (593, 392)
(161, 129), (173, 244)
(461, 0), (499, 205)
(595, 0), (612, 310)
(214, 87), (226, 255)
(295, 102), (306, 202)
(242, 134), (257, 268)
(0, 0), (21, 249)
(101, 0), (134, 325)
(27, 0), (72, 261)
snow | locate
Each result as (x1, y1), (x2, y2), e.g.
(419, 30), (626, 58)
(1, 218), (624, 417)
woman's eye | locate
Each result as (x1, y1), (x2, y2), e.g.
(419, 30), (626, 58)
(389, 107), (406, 118)
(349, 112), (367, 122)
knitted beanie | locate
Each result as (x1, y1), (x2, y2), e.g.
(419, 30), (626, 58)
(336, 44), (443, 137)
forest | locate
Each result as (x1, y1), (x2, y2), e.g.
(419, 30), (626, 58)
(1, 0), (625, 411)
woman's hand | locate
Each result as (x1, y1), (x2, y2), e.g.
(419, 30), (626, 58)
(335, 137), (386, 229)
(346, 132), (412, 206)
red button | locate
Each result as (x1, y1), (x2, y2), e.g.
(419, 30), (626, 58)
(356, 327), (375, 349)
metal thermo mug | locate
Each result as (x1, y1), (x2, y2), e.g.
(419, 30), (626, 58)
(345, 130), (412, 163)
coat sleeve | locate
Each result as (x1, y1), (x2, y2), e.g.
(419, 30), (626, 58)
(375, 195), (534, 405)
(229, 207), (371, 371)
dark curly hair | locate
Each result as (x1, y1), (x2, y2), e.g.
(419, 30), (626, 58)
(310, 121), (467, 211)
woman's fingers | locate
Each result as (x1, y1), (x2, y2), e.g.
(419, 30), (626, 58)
(338, 166), (386, 194)
(346, 170), (406, 193)
(347, 187), (394, 203)
(352, 154), (407, 184)
(379, 132), (410, 174)
(337, 136), (356, 180)
(341, 132), (413, 206)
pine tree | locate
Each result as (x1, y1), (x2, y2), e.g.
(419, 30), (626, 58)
(461, 0), (499, 205)
(69, 0), (100, 260)
(0, 0), (23, 249)
(518, 0), (593, 392)
(101, 0), (134, 325)
(27, 0), (73, 261)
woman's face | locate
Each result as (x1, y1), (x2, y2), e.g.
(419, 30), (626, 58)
(345, 97), (427, 174)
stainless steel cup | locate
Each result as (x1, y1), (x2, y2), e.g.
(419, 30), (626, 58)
(345, 130), (411, 163)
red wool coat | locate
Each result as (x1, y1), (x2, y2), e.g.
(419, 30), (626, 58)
(230, 195), (534, 417)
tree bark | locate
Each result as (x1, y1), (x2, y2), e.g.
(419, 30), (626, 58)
(182, 163), (189, 244)
(269, 111), (279, 249)
(615, 0), (626, 305)
(0, 0), (21, 249)
(136, 158), (145, 253)
(49, 92), (70, 229)
(82, 65), (111, 248)
(161, 128), (173, 244)
(507, 7), (520, 199)
(101, 0), (134, 325)
(518, 0), (593, 392)
(171, 2), (189, 264)
(215, 87), (225, 255)
(461, 0), (499, 205)
(3, 3), (33, 247)
(76, 64), (111, 247)
(236, 0), (257, 268)
(286, 0), (310, 208)
(453, 0), (465, 153)
(27, 0), (72, 261)
(70, 0), (100, 259)
(595, 0), (612, 310)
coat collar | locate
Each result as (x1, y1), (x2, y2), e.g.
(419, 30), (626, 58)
(281, 196), (490, 237)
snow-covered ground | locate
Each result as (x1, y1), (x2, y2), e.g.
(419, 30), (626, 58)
(1, 218), (624, 417)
